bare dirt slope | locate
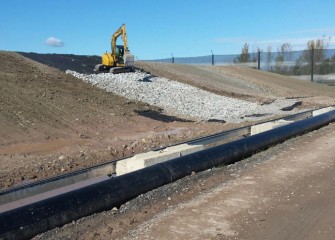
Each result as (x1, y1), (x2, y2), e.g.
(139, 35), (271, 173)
(0, 52), (226, 188)
(3, 52), (335, 238)
(1, 51), (334, 188)
(135, 61), (335, 105)
(0, 51), (155, 145)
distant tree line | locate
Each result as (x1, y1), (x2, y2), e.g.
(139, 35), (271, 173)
(235, 36), (335, 75)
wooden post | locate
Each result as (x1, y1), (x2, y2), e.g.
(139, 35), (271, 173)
(311, 47), (314, 82)
(257, 50), (261, 70)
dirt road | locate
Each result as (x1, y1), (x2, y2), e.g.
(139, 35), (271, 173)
(35, 123), (335, 240)
(120, 124), (335, 240)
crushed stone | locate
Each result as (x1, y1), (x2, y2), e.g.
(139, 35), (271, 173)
(66, 70), (301, 123)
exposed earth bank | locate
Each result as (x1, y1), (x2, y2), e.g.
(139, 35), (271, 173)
(1, 51), (335, 189)
(1, 51), (335, 239)
(0, 52), (225, 188)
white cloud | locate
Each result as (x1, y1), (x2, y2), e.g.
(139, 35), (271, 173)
(45, 37), (64, 47)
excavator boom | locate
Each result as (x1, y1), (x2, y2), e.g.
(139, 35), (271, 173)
(111, 24), (129, 55)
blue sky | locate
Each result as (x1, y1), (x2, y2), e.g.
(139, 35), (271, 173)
(1, 0), (335, 59)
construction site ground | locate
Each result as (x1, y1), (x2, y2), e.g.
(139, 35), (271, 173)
(1, 51), (335, 239)
(35, 120), (335, 240)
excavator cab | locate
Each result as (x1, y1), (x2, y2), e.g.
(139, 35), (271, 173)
(115, 45), (124, 64)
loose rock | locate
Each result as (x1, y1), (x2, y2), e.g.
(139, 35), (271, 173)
(66, 70), (301, 123)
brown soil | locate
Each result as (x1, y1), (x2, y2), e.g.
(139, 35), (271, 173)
(1, 52), (335, 189)
(2, 51), (335, 238)
(0, 52), (229, 189)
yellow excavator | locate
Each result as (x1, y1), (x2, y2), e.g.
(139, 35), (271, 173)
(95, 24), (135, 74)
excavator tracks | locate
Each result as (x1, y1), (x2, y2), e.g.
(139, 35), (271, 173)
(110, 66), (134, 74)
(94, 64), (134, 74)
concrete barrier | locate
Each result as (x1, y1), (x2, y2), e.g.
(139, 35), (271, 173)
(115, 143), (204, 176)
(250, 119), (294, 135)
(313, 106), (335, 117)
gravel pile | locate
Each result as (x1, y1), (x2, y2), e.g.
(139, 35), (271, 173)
(66, 70), (300, 123)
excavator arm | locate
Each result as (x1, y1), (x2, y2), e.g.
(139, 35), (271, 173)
(111, 24), (129, 55)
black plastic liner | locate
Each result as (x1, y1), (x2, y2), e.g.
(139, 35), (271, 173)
(1, 110), (335, 240)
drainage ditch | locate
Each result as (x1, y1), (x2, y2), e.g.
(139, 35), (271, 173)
(1, 106), (334, 240)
